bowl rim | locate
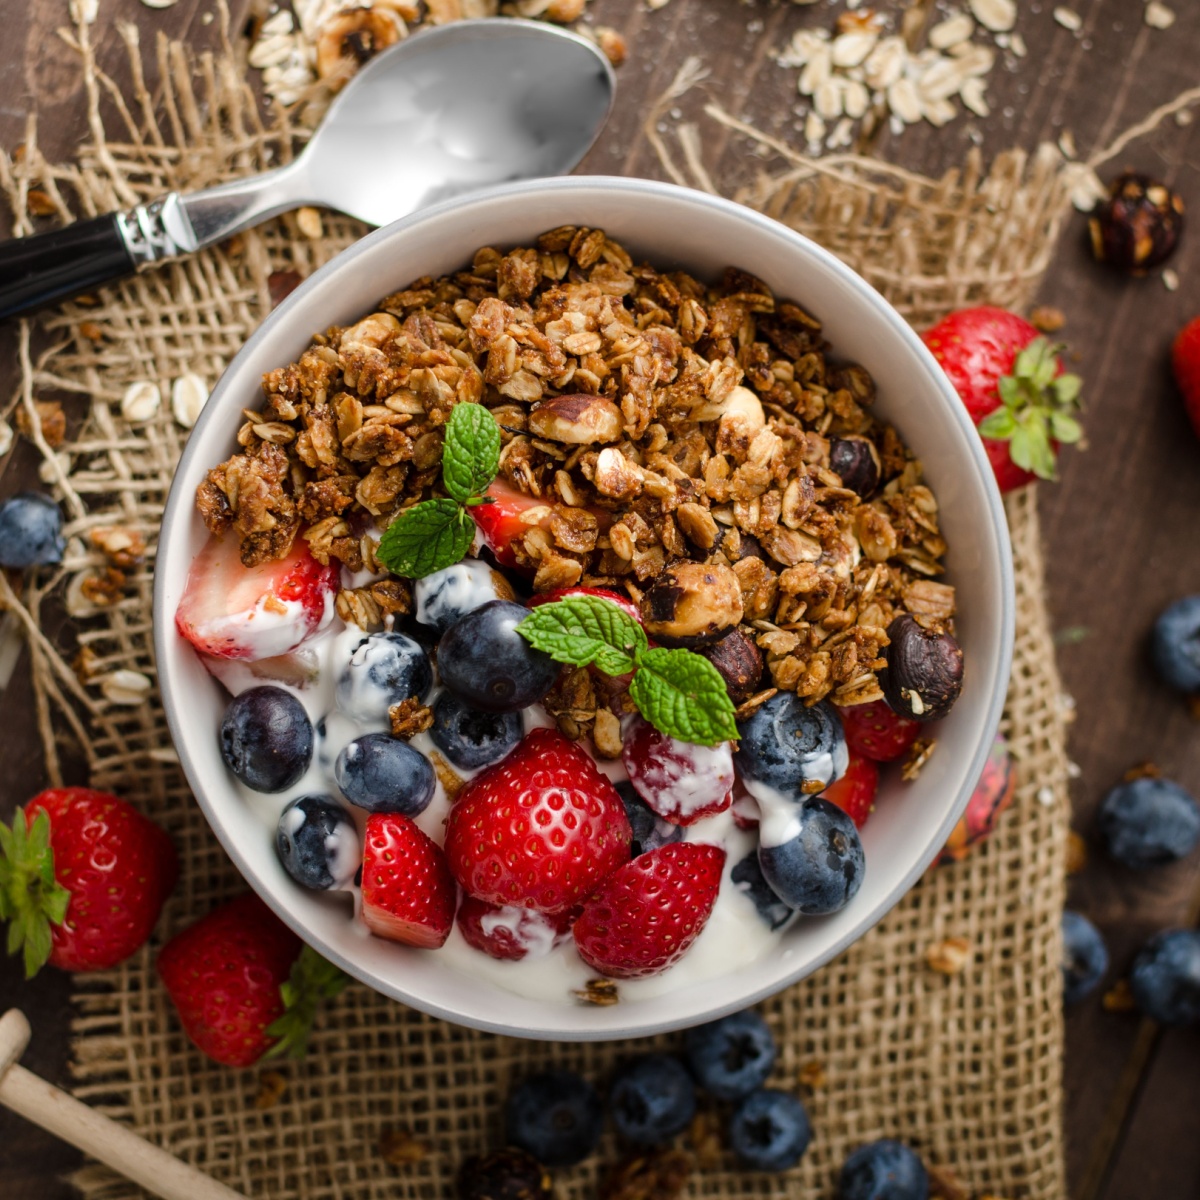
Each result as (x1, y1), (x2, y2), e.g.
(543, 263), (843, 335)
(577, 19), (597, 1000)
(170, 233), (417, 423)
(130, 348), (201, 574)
(153, 175), (1015, 1040)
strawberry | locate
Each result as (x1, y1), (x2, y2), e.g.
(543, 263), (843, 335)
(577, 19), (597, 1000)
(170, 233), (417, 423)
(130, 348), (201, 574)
(472, 480), (612, 568)
(360, 814), (456, 948)
(820, 752), (879, 829)
(159, 896), (346, 1068)
(837, 699), (922, 764)
(175, 532), (340, 661)
(0, 787), (177, 977)
(528, 586), (643, 625)
(444, 727), (631, 913)
(455, 895), (575, 962)
(621, 716), (734, 826)
(573, 842), (726, 980)
(922, 306), (1083, 492)
(1171, 316), (1200, 440)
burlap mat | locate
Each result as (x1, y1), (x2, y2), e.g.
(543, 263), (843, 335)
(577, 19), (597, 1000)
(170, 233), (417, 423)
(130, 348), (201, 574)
(0, 13), (1085, 1200)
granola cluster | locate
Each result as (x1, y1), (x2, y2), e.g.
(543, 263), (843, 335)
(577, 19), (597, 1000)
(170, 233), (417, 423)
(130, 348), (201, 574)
(196, 226), (954, 712)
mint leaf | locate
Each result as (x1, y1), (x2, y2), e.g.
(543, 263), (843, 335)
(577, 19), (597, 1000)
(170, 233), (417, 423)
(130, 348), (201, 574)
(442, 404), (500, 504)
(628, 647), (738, 746)
(376, 499), (475, 579)
(265, 945), (350, 1061)
(518, 596), (647, 677)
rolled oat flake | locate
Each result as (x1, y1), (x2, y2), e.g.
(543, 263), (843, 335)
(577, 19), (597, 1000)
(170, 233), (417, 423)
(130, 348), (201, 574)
(172, 373), (209, 429)
(121, 380), (162, 423)
(101, 669), (153, 705)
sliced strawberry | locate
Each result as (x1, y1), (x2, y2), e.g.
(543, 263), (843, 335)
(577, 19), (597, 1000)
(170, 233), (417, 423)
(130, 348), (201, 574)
(361, 814), (456, 949)
(455, 895), (575, 962)
(821, 752), (879, 829)
(470, 480), (552, 568)
(621, 716), (734, 826)
(176, 533), (339, 661)
(528, 586), (643, 625)
(837, 699), (922, 763)
(444, 727), (631, 913)
(573, 842), (726, 980)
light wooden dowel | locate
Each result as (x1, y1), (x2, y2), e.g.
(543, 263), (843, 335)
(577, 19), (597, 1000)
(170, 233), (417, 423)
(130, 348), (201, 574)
(0, 1010), (247, 1200)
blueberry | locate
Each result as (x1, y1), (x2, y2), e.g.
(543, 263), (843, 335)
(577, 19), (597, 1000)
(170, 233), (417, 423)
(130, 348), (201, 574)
(731, 851), (796, 931)
(1062, 910), (1109, 1005)
(430, 690), (522, 770)
(839, 1139), (929, 1200)
(0, 492), (64, 568)
(275, 794), (359, 890)
(1152, 595), (1200, 693)
(610, 1054), (696, 1145)
(415, 559), (507, 634)
(616, 781), (683, 858)
(438, 600), (559, 714)
(1097, 776), (1200, 868)
(728, 1089), (811, 1172)
(1130, 929), (1200, 1026)
(220, 686), (313, 793)
(735, 693), (848, 801)
(336, 632), (433, 723)
(335, 732), (435, 815)
(758, 795), (865, 915)
(685, 1009), (777, 1101)
(505, 1069), (602, 1168)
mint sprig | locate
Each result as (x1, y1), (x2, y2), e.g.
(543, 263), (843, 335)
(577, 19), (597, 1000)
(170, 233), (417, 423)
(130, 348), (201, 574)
(376, 403), (500, 579)
(975, 337), (1083, 481)
(518, 595), (738, 747)
(264, 945), (350, 1061)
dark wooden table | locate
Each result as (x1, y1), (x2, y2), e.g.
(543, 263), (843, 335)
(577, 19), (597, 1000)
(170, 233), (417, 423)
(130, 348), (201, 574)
(1, 2), (1198, 1197)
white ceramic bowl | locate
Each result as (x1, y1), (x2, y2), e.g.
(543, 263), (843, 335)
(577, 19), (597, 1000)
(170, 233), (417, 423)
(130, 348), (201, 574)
(154, 177), (1014, 1040)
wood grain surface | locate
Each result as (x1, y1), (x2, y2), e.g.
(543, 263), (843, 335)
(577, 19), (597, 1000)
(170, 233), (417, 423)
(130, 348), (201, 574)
(1, 2), (1198, 1197)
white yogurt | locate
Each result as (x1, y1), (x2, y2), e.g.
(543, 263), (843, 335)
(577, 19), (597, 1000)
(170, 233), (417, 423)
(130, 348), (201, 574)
(414, 560), (504, 631)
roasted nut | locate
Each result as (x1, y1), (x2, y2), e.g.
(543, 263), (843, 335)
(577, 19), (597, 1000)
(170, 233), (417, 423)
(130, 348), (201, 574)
(528, 393), (623, 444)
(829, 436), (881, 496)
(880, 613), (964, 721)
(700, 628), (765, 704)
(640, 562), (744, 647)
(341, 312), (400, 349)
(1089, 171), (1185, 274)
(458, 1147), (554, 1200)
(316, 8), (401, 88)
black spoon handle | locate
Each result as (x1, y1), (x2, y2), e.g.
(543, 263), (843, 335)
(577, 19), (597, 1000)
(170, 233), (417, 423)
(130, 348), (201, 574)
(0, 215), (137, 321)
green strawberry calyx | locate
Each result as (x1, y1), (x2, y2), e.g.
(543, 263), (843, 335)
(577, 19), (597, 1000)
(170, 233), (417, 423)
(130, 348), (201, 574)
(976, 337), (1083, 481)
(0, 806), (70, 979)
(264, 945), (351, 1060)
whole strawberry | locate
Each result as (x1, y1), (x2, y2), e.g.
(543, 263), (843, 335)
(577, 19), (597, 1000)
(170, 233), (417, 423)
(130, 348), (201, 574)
(0, 787), (177, 977)
(573, 842), (726, 979)
(158, 893), (347, 1068)
(1172, 316), (1200, 440)
(444, 727), (631, 913)
(922, 306), (1083, 492)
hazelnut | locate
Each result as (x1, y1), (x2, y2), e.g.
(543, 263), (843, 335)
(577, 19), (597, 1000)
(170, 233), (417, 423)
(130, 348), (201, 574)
(1089, 171), (1184, 274)
(316, 9), (401, 89)
(528, 394), (623, 444)
(828, 436), (881, 496)
(340, 312), (401, 349)
(880, 614), (964, 722)
(639, 562), (744, 647)
(700, 629), (765, 705)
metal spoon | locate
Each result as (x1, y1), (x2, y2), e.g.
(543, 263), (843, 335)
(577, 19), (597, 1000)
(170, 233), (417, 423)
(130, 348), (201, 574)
(0, 19), (615, 320)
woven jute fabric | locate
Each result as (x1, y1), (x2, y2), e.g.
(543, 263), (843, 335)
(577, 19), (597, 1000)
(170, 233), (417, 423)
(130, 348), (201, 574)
(0, 16), (1079, 1200)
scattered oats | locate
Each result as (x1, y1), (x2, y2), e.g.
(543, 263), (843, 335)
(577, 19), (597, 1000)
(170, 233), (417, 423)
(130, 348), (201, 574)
(261, 9), (295, 35)
(887, 77), (923, 124)
(248, 34), (297, 70)
(1102, 979), (1135, 1013)
(1067, 760), (1082, 779)
(1163, 268), (1180, 292)
(121, 380), (162, 424)
(1057, 130), (1077, 159)
(798, 45), (833, 95)
(961, 78), (990, 118)
(574, 977), (620, 1005)
(842, 79), (870, 119)
(918, 57), (967, 103)
(296, 206), (324, 239)
(1053, 7), (1082, 32)
(1036, 785), (1056, 807)
(1010, 31), (1027, 56)
(929, 13), (975, 50)
(926, 936), (972, 975)
(149, 746), (180, 764)
(1067, 164), (1108, 211)
(1065, 830), (1087, 875)
(1177, 109), (1194, 127)
(1145, 2), (1175, 30)
(70, 0), (98, 22)
(864, 37), (905, 89)
(778, 28), (829, 69)
(831, 30), (877, 69)
(66, 572), (102, 618)
(922, 96), (958, 128)
(171, 373), (209, 429)
(1030, 305), (1066, 333)
(100, 669), (153, 705)
(827, 116), (855, 148)
(646, 0), (672, 8)
(969, 0), (1015, 33)
(39, 451), (71, 485)
(814, 78), (844, 120)
(0, 420), (12, 458)
(805, 111), (828, 144)
(140, 0), (180, 7)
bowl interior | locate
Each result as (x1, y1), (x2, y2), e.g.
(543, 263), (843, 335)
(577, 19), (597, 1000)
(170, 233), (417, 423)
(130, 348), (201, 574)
(154, 178), (1013, 1040)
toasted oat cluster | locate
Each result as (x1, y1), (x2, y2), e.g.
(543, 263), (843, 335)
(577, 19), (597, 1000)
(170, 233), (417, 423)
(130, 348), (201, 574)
(196, 226), (954, 711)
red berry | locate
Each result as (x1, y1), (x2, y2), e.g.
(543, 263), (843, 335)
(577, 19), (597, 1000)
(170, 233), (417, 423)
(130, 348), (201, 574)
(157, 893), (301, 1068)
(573, 842), (726, 980)
(0, 787), (177, 976)
(470, 481), (556, 568)
(1172, 316), (1200, 440)
(444, 727), (631, 913)
(361, 814), (456, 949)
(455, 895), (574, 962)
(935, 735), (1016, 865)
(820, 753), (879, 829)
(528, 586), (643, 625)
(621, 717), (734, 826)
(176, 533), (339, 660)
(837, 699), (922, 763)
(730, 777), (760, 831)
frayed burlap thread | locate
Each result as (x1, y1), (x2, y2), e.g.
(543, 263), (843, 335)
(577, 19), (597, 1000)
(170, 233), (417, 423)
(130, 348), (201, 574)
(0, 18), (1080, 1200)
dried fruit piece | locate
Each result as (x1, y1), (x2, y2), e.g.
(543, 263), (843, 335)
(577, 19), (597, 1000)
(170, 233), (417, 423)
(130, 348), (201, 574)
(880, 614), (964, 721)
(1089, 172), (1185, 274)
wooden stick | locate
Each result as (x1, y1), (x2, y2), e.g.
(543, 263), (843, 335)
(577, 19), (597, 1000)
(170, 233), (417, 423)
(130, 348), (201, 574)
(0, 1009), (248, 1200)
